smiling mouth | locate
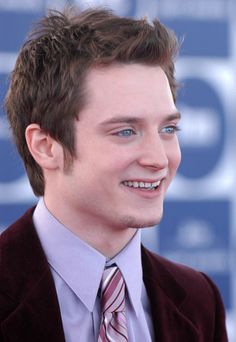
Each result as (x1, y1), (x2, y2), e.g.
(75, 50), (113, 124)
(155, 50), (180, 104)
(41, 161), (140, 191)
(122, 180), (161, 191)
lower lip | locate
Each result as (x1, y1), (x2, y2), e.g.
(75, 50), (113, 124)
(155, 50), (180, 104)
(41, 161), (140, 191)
(122, 181), (163, 199)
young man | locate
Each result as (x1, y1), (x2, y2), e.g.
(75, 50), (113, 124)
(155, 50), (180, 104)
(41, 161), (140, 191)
(0, 7), (227, 342)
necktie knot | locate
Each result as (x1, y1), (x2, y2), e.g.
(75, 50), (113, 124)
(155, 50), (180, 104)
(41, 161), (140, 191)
(100, 266), (126, 313)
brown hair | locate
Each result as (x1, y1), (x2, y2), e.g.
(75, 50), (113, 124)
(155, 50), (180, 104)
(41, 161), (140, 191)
(5, 6), (179, 196)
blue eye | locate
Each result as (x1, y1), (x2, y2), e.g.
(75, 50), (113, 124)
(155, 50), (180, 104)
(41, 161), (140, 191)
(161, 125), (180, 134)
(116, 129), (136, 137)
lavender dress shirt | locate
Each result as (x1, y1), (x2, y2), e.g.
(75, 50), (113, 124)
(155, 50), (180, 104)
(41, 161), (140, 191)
(33, 198), (154, 341)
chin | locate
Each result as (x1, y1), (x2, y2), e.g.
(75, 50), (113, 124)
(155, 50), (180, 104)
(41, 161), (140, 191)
(121, 213), (163, 229)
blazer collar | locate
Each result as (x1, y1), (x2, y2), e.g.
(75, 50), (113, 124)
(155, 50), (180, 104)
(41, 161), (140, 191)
(141, 245), (200, 342)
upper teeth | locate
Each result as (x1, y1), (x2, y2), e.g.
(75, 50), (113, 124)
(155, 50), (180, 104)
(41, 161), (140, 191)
(123, 180), (161, 189)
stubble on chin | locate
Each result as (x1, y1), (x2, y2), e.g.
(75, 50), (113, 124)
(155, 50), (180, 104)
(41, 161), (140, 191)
(121, 214), (163, 229)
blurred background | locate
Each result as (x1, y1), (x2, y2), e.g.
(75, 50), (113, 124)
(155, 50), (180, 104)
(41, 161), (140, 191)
(0, 0), (235, 339)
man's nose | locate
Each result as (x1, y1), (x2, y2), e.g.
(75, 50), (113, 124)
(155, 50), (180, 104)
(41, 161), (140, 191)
(137, 133), (168, 171)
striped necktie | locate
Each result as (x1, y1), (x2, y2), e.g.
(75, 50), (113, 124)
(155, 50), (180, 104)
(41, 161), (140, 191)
(98, 265), (128, 342)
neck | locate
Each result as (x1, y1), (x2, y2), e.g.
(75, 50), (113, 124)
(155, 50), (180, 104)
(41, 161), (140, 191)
(81, 226), (137, 258)
(43, 196), (137, 258)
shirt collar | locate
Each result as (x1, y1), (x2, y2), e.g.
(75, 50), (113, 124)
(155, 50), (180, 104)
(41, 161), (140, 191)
(107, 231), (143, 316)
(33, 198), (143, 315)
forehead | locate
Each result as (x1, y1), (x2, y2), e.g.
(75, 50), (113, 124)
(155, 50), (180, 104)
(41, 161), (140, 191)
(79, 63), (176, 122)
(85, 63), (170, 94)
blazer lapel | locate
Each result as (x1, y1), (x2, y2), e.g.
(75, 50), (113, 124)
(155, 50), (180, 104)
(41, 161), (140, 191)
(1, 268), (65, 342)
(141, 246), (200, 342)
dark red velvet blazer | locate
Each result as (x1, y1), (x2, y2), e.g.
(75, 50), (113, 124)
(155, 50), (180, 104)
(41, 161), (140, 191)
(0, 208), (228, 341)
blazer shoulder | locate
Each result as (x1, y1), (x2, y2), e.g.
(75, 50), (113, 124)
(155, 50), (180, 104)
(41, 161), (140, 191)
(0, 207), (38, 275)
(0, 207), (48, 301)
(0, 207), (36, 244)
(141, 245), (227, 316)
(141, 246), (228, 341)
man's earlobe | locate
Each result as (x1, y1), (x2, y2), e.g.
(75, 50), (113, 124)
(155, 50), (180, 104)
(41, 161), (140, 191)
(25, 124), (62, 170)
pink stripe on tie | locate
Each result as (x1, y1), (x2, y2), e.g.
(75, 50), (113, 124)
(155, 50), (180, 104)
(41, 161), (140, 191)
(98, 266), (128, 342)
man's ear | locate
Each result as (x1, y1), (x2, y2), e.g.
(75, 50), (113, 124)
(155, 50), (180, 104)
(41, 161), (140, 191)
(25, 124), (63, 170)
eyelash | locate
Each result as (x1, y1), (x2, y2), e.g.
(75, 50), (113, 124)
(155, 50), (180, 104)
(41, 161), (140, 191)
(114, 125), (181, 137)
(114, 129), (136, 137)
(161, 125), (181, 134)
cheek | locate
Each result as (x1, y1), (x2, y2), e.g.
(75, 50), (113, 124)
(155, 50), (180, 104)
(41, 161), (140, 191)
(168, 141), (181, 174)
(100, 148), (135, 171)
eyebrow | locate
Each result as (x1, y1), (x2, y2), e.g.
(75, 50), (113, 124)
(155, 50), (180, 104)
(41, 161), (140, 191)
(98, 111), (181, 126)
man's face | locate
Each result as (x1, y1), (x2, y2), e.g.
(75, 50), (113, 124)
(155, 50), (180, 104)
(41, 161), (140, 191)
(59, 64), (181, 230)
